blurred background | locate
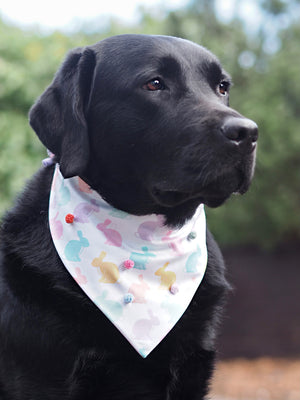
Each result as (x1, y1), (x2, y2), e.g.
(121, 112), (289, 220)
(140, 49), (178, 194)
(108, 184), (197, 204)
(0, 0), (299, 398)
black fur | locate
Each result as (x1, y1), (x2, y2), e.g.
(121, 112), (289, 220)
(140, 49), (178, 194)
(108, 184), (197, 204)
(0, 35), (257, 399)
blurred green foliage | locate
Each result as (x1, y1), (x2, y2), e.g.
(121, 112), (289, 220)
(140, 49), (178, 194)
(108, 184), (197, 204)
(0, 0), (299, 248)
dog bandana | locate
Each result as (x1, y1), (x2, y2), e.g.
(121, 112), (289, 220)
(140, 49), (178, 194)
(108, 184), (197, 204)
(49, 165), (207, 357)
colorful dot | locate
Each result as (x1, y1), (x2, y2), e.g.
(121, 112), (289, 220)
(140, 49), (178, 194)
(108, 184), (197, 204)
(123, 259), (134, 270)
(170, 284), (179, 295)
(187, 231), (197, 241)
(124, 293), (134, 304)
(65, 213), (75, 224)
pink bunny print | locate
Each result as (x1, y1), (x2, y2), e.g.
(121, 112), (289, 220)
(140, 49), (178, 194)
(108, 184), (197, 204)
(49, 212), (63, 240)
(133, 310), (160, 340)
(78, 177), (92, 193)
(74, 267), (87, 285)
(128, 275), (150, 303)
(96, 219), (122, 247)
(161, 230), (184, 255)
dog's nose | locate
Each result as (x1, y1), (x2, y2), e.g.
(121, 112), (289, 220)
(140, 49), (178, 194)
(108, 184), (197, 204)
(221, 117), (258, 145)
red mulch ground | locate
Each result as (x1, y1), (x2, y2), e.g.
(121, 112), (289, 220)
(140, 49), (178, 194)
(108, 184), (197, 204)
(211, 358), (300, 400)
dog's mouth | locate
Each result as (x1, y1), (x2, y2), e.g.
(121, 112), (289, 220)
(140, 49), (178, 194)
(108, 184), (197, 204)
(151, 168), (251, 208)
(152, 187), (234, 208)
(151, 188), (194, 207)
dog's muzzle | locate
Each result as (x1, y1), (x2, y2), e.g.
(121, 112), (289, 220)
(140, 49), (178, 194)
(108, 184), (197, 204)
(221, 117), (258, 153)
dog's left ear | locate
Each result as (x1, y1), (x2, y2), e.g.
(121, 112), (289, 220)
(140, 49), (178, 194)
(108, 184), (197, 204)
(29, 47), (96, 178)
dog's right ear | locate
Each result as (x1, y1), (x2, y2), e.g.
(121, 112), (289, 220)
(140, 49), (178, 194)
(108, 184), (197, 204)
(29, 47), (96, 178)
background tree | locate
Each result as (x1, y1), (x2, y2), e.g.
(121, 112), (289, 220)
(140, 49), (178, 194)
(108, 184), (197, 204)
(0, 0), (299, 248)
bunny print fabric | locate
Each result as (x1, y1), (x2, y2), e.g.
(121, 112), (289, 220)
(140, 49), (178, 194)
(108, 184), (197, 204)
(49, 165), (207, 357)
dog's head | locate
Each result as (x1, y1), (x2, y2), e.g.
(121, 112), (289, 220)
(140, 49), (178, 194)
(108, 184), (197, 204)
(29, 34), (258, 226)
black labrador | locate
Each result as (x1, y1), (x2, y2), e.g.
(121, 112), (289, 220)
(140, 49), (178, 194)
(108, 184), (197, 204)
(0, 34), (258, 399)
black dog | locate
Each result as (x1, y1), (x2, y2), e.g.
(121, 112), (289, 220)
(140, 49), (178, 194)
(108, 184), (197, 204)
(0, 35), (258, 399)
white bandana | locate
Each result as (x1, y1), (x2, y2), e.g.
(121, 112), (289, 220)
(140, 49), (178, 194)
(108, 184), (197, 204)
(49, 165), (207, 357)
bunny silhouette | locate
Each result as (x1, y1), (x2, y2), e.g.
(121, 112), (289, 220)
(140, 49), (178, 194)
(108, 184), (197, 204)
(132, 309), (160, 340)
(185, 245), (202, 273)
(74, 267), (87, 285)
(94, 290), (123, 321)
(74, 199), (100, 223)
(161, 230), (173, 241)
(161, 230), (184, 255)
(96, 219), (122, 247)
(77, 177), (92, 193)
(135, 215), (164, 242)
(128, 275), (150, 303)
(64, 231), (89, 262)
(155, 262), (176, 290)
(49, 212), (63, 240)
(109, 208), (129, 219)
(91, 251), (120, 283)
(58, 181), (70, 206)
(161, 296), (185, 324)
(130, 246), (156, 270)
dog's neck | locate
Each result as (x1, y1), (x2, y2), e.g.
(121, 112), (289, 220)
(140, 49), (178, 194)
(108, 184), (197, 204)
(49, 165), (208, 357)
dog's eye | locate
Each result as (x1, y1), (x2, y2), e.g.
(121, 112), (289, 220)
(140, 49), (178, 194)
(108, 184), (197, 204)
(143, 78), (165, 91)
(218, 81), (230, 96)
